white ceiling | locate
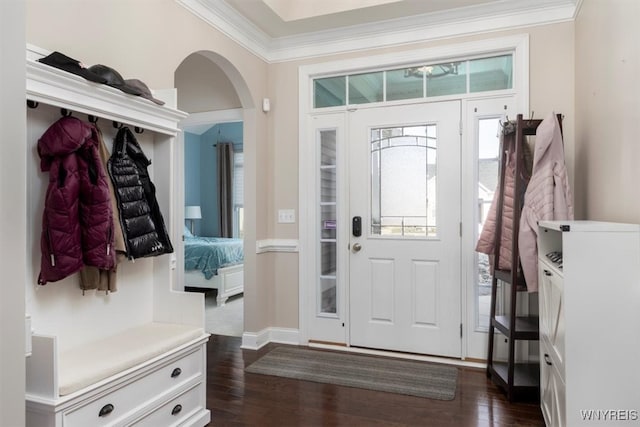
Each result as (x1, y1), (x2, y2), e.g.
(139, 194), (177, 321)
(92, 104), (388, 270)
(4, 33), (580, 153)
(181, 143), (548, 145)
(178, 0), (580, 62)
(224, 0), (504, 38)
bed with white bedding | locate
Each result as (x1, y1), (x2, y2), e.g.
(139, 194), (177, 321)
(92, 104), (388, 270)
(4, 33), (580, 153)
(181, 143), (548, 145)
(184, 229), (244, 305)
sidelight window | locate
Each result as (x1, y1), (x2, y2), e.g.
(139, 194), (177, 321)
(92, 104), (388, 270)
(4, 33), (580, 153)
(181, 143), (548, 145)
(318, 129), (338, 315)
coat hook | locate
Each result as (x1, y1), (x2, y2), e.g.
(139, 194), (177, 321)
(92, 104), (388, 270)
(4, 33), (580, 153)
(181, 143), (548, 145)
(113, 121), (123, 129)
(61, 108), (72, 117)
(526, 111), (535, 126)
(88, 115), (98, 124)
(134, 126), (144, 134)
(27, 100), (39, 109)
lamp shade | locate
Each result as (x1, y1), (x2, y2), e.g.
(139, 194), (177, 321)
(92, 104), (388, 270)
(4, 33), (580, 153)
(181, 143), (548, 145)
(185, 205), (202, 220)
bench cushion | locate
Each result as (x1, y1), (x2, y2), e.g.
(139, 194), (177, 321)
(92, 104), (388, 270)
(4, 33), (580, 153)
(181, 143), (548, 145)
(58, 322), (204, 396)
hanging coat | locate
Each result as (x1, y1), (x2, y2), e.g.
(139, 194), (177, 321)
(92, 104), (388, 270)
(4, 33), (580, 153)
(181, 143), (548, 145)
(108, 126), (173, 259)
(519, 112), (573, 292)
(475, 129), (524, 271)
(37, 116), (115, 285)
(79, 126), (127, 292)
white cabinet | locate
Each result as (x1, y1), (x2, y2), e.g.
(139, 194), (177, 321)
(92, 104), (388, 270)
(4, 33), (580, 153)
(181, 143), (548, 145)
(538, 220), (640, 426)
(24, 45), (210, 427)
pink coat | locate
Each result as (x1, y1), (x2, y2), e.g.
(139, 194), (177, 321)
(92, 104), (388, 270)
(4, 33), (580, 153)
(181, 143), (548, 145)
(475, 133), (518, 271)
(519, 113), (573, 292)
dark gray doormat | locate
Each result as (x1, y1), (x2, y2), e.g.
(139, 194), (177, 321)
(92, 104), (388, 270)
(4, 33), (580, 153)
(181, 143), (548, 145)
(245, 346), (458, 400)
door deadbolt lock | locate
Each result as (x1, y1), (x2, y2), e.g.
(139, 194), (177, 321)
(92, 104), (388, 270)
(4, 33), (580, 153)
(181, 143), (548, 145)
(352, 243), (362, 253)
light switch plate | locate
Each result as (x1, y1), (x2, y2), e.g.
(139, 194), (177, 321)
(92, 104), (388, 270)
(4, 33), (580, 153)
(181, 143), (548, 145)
(278, 209), (296, 223)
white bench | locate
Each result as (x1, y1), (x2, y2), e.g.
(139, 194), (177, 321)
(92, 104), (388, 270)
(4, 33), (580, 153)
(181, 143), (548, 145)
(26, 322), (210, 427)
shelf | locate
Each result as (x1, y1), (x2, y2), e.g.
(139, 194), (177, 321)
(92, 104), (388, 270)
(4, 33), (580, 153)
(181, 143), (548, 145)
(488, 362), (540, 398)
(486, 114), (556, 402)
(26, 47), (186, 136)
(494, 268), (528, 291)
(492, 315), (539, 340)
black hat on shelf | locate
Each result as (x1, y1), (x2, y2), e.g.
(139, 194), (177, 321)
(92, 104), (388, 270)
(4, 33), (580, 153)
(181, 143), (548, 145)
(87, 65), (165, 105)
(37, 52), (108, 84)
(87, 64), (140, 94)
(123, 79), (165, 105)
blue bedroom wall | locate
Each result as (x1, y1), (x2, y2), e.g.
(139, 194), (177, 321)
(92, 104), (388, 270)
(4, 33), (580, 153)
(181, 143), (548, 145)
(184, 122), (243, 237)
(184, 131), (202, 236)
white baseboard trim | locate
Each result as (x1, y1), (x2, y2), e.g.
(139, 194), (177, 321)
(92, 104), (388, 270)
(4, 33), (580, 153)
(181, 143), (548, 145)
(241, 327), (300, 350)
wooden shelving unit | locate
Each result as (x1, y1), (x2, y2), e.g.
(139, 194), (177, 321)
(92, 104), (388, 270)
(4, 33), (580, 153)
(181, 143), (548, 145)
(486, 113), (562, 402)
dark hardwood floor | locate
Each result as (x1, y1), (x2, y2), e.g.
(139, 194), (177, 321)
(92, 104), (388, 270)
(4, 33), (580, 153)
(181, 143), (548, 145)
(206, 335), (545, 426)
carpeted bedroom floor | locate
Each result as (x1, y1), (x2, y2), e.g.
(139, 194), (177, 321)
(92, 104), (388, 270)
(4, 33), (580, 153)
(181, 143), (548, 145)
(204, 291), (244, 337)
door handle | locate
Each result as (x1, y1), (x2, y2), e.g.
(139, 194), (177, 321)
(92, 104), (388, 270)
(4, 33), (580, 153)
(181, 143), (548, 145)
(352, 243), (362, 253)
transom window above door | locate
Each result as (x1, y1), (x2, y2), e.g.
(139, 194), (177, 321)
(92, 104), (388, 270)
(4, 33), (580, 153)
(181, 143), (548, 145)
(313, 54), (513, 108)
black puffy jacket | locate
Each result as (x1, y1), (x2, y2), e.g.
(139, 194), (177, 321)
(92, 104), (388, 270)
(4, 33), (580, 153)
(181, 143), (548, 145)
(108, 127), (173, 259)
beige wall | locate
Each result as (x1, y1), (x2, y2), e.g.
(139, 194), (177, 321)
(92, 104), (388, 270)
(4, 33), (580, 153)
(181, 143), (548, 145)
(25, 0), (272, 333)
(575, 0), (640, 222)
(25, 1), (586, 334)
(175, 52), (241, 113)
(267, 22), (576, 329)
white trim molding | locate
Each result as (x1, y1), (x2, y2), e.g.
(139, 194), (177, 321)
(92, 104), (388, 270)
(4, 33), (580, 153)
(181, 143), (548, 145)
(176, 0), (271, 60)
(177, 0), (576, 63)
(241, 327), (300, 350)
(180, 108), (243, 135)
(255, 239), (299, 254)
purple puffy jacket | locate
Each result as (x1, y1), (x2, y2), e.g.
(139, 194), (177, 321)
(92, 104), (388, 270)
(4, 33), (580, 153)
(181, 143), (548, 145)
(37, 116), (116, 285)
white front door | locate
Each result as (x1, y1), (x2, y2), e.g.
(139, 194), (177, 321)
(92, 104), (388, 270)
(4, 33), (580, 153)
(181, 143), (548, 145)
(348, 101), (462, 357)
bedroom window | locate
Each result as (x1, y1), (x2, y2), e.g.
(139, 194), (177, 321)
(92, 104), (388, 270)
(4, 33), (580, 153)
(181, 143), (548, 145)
(233, 151), (244, 238)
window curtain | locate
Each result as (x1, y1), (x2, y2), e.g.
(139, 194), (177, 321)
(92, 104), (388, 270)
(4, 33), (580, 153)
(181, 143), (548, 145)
(217, 142), (235, 238)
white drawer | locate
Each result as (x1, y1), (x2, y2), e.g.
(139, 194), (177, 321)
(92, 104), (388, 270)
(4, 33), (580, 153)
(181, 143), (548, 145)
(538, 259), (565, 377)
(540, 339), (566, 427)
(63, 346), (204, 427)
(129, 382), (205, 427)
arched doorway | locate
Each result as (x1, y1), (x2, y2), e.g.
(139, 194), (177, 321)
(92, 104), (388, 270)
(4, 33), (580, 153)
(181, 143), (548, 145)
(174, 50), (256, 338)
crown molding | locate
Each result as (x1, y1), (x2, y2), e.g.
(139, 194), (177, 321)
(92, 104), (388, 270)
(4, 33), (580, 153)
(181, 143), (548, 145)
(177, 0), (577, 63)
(176, 0), (271, 60)
(573, 0), (584, 18)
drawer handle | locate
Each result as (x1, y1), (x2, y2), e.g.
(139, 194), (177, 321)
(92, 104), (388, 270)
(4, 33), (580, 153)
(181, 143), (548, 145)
(543, 270), (552, 276)
(171, 367), (182, 378)
(171, 404), (183, 416)
(98, 403), (114, 417)
(544, 353), (553, 366)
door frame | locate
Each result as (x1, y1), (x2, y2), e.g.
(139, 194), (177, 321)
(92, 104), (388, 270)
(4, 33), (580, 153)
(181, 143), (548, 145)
(461, 96), (524, 360)
(299, 34), (529, 357)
